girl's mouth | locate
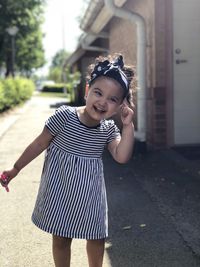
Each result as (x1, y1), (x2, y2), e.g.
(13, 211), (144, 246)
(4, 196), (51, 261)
(93, 106), (106, 114)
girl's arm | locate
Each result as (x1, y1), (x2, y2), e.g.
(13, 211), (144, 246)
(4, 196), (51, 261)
(108, 105), (134, 163)
(1, 126), (53, 184)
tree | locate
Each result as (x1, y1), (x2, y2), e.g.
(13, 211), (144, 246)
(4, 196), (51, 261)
(48, 67), (62, 83)
(50, 49), (69, 69)
(48, 49), (69, 83)
(48, 49), (81, 102)
(0, 0), (46, 77)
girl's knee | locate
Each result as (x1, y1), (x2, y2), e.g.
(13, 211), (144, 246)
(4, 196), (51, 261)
(52, 235), (72, 249)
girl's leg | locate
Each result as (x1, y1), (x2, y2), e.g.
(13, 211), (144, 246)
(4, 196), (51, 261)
(86, 239), (105, 267)
(52, 235), (72, 267)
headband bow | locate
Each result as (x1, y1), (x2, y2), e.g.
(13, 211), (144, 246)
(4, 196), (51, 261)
(88, 55), (129, 94)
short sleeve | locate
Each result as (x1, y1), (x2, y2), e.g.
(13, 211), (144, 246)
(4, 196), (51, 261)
(45, 105), (69, 136)
(107, 120), (121, 143)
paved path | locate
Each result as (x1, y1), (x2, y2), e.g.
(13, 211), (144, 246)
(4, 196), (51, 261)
(0, 96), (112, 267)
(0, 95), (200, 267)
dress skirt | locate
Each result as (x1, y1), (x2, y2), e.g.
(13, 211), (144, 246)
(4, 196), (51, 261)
(32, 144), (108, 239)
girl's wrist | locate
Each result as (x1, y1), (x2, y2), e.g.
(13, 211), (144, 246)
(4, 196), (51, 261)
(13, 163), (21, 173)
(122, 122), (134, 129)
(122, 123), (134, 137)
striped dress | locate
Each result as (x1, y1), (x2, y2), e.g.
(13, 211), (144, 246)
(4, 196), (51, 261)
(32, 105), (120, 239)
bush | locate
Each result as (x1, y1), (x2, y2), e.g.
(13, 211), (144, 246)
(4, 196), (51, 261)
(0, 83), (5, 111)
(2, 78), (17, 108)
(0, 77), (34, 112)
(14, 78), (34, 101)
(41, 83), (65, 93)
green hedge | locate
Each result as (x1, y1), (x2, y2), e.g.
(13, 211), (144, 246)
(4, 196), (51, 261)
(42, 84), (65, 93)
(0, 77), (34, 112)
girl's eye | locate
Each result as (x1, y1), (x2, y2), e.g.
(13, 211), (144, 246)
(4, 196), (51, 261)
(94, 90), (102, 96)
(110, 98), (118, 103)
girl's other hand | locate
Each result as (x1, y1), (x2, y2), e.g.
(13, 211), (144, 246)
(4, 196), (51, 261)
(0, 167), (19, 188)
(120, 101), (134, 126)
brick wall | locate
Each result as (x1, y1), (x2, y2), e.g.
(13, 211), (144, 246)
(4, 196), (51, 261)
(109, 16), (137, 65)
(151, 87), (167, 146)
(152, 0), (168, 146)
(108, 0), (168, 147)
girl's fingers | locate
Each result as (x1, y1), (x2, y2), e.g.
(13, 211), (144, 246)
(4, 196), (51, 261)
(1, 171), (13, 184)
(120, 104), (134, 125)
(0, 173), (10, 192)
(1, 173), (8, 183)
(122, 98), (129, 106)
(120, 101), (129, 113)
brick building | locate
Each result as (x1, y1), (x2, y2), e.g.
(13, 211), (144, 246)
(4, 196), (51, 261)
(64, 0), (200, 149)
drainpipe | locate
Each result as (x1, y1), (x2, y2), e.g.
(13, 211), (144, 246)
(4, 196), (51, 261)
(105, 0), (147, 142)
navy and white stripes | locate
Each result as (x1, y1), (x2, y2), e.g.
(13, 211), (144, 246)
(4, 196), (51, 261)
(32, 105), (120, 239)
(45, 105), (120, 158)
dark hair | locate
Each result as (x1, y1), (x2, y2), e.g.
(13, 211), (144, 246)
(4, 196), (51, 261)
(86, 53), (136, 108)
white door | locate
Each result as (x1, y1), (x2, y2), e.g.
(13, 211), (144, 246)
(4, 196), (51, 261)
(173, 0), (200, 145)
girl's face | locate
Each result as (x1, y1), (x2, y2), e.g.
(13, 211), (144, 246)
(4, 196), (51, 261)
(85, 76), (124, 123)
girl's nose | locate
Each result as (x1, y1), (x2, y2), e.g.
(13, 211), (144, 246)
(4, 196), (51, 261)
(99, 98), (107, 107)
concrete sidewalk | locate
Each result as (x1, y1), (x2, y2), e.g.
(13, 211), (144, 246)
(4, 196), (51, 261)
(0, 96), (102, 267)
(0, 95), (200, 267)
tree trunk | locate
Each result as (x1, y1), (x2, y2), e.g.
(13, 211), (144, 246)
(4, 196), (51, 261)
(5, 50), (14, 77)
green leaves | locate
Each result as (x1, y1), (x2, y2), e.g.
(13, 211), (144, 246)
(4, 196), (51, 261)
(50, 49), (69, 69)
(0, 77), (34, 111)
(48, 49), (70, 83)
(0, 0), (45, 76)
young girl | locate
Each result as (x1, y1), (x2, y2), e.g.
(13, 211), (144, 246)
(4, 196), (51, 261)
(0, 54), (135, 267)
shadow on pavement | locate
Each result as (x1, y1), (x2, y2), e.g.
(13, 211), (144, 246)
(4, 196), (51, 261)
(103, 149), (200, 267)
(173, 145), (200, 161)
(49, 101), (69, 109)
(49, 101), (78, 109)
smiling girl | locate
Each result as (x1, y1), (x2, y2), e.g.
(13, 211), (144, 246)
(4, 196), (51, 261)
(0, 54), (135, 267)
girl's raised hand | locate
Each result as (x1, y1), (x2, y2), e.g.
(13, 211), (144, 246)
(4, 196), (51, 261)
(120, 101), (134, 126)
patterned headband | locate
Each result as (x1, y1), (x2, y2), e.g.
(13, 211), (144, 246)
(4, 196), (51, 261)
(88, 55), (129, 95)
